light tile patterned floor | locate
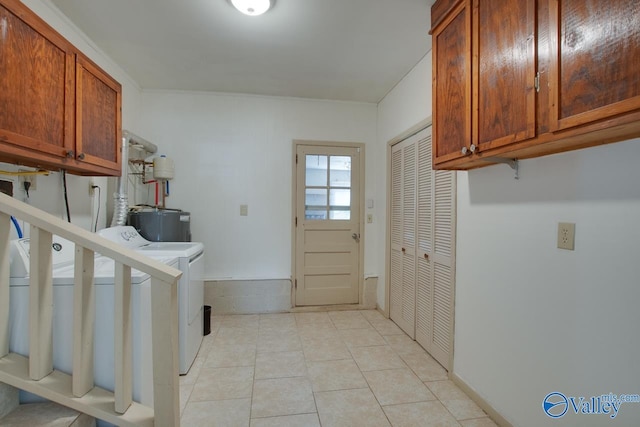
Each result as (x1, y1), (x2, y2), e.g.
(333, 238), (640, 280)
(180, 310), (497, 427)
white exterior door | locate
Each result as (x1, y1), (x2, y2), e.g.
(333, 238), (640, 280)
(295, 144), (362, 306)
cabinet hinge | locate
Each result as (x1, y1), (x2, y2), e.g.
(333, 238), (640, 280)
(534, 72), (540, 93)
(295, 216), (298, 227)
(295, 279), (297, 289)
(296, 154), (298, 164)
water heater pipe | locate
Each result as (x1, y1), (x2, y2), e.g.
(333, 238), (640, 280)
(110, 130), (158, 226)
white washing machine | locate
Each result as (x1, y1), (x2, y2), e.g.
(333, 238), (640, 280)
(9, 236), (178, 407)
(97, 226), (204, 375)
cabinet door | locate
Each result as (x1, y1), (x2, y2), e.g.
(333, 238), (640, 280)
(390, 139), (417, 338)
(75, 54), (122, 172)
(549, 0), (640, 132)
(474, 0), (536, 152)
(0, 0), (74, 159)
(432, 0), (472, 164)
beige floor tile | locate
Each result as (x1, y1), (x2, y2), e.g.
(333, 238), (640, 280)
(190, 366), (254, 401)
(251, 377), (316, 418)
(382, 401), (461, 427)
(255, 350), (307, 379)
(315, 388), (390, 427)
(260, 313), (297, 331)
(258, 330), (302, 353)
(339, 328), (386, 348)
(384, 334), (426, 355)
(179, 383), (193, 415)
(364, 368), (435, 405)
(425, 380), (469, 401)
(214, 326), (259, 346)
(205, 344), (257, 368)
(181, 398), (251, 427)
(295, 312), (335, 329)
(369, 319), (404, 336)
(180, 356), (205, 385)
(222, 314), (260, 328)
(198, 334), (216, 357)
(302, 338), (352, 362)
(328, 311), (371, 330)
(350, 345), (407, 371)
(250, 413), (321, 427)
(307, 359), (368, 392)
(441, 399), (486, 421)
(360, 310), (386, 322)
(299, 327), (341, 343)
(400, 352), (448, 381)
(460, 417), (498, 427)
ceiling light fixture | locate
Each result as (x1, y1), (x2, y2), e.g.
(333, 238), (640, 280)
(231, 0), (271, 16)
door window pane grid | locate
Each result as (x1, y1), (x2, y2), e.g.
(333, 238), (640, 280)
(305, 154), (352, 220)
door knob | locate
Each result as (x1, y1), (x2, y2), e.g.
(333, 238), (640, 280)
(351, 233), (360, 242)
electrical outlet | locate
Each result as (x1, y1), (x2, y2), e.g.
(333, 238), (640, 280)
(557, 222), (575, 250)
(18, 170), (36, 191)
(89, 180), (95, 196)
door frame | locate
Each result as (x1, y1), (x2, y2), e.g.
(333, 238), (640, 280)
(291, 139), (366, 308)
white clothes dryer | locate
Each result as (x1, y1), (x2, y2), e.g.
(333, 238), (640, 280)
(98, 226), (204, 375)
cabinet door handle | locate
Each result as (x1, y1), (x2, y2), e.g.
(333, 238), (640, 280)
(469, 144), (477, 153)
(461, 147), (468, 155)
(66, 150), (74, 158)
(77, 153), (85, 160)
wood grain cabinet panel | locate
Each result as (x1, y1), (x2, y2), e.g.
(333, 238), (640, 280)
(431, 0), (640, 170)
(431, 0), (471, 165)
(0, 0), (121, 176)
(0, 1), (74, 159)
(549, 0), (640, 131)
(76, 55), (121, 172)
(474, 0), (536, 152)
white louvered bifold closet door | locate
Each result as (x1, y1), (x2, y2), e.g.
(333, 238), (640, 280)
(390, 125), (455, 370)
(390, 139), (417, 338)
(414, 127), (456, 370)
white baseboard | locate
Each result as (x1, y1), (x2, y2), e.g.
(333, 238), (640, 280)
(450, 372), (513, 427)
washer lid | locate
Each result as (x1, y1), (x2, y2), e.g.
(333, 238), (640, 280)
(10, 255), (178, 286)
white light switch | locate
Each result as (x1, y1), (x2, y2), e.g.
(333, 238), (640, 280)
(240, 204), (248, 216)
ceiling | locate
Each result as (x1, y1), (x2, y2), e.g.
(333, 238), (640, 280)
(50, 0), (435, 103)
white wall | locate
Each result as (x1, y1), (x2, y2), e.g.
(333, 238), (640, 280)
(2, 0), (143, 234)
(377, 51), (640, 426)
(456, 142), (640, 426)
(137, 91), (377, 279)
(375, 53), (433, 308)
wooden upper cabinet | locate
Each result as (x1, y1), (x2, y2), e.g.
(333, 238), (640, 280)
(76, 54), (122, 171)
(0, 1), (74, 159)
(431, 0), (640, 170)
(431, 0), (471, 165)
(473, 0), (536, 152)
(0, 0), (122, 176)
(548, 0), (640, 132)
